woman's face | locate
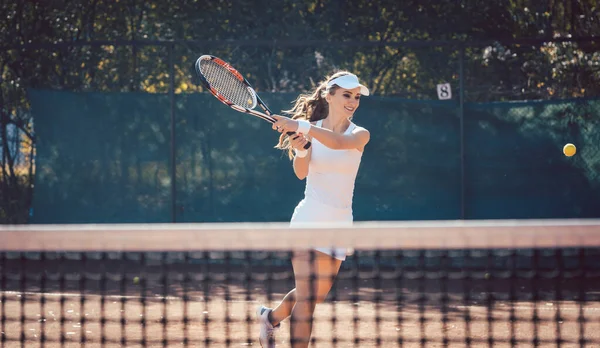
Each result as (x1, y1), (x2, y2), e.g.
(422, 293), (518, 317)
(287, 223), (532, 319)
(327, 87), (361, 117)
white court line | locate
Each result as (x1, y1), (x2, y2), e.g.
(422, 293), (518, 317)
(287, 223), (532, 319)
(0, 290), (256, 303)
(2, 291), (599, 310)
(453, 305), (600, 311)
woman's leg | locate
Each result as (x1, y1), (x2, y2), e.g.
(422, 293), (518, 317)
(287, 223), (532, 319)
(288, 250), (342, 348)
(268, 288), (296, 326)
(269, 251), (343, 327)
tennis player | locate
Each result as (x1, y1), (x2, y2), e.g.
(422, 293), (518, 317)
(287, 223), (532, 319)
(256, 71), (370, 347)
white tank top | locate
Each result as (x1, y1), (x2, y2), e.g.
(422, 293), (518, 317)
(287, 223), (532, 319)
(303, 120), (363, 210)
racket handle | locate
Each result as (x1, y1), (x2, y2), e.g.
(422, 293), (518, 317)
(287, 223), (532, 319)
(286, 131), (312, 150)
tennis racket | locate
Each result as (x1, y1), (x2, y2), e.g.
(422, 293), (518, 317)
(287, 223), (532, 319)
(195, 55), (311, 149)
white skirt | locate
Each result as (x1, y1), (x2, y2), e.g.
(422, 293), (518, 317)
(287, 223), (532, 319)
(289, 197), (353, 261)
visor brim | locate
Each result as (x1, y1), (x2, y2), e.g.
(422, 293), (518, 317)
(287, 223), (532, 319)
(333, 82), (370, 96)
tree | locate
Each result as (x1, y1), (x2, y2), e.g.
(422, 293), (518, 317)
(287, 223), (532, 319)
(1, 0), (598, 222)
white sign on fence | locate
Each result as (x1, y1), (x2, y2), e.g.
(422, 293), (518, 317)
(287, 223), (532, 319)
(437, 83), (452, 100)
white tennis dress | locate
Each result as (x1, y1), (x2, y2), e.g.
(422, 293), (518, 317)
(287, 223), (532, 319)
(289, 120), (364, 261)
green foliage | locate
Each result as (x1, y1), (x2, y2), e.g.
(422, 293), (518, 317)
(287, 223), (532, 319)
(0, 0), (599, 222)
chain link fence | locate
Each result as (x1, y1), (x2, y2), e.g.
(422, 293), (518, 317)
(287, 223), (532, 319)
(2, 38), (599, 223)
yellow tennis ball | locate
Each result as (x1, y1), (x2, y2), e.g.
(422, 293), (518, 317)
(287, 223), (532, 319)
(133, 276), (140, 285)
(563, 143), (576, 157)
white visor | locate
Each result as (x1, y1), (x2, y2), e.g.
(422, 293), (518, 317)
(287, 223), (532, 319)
(326, 74), (370, 96)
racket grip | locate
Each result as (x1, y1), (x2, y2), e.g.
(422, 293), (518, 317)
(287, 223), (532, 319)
(286, 131), (312, 149)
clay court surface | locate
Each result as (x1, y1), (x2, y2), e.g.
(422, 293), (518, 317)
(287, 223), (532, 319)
(2, 292), (600, 347)
(2, 256), (599, 347)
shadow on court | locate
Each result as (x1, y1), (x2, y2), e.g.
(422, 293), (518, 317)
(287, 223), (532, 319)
(2, 251), (600, 305)
(2, 252), (600, 347)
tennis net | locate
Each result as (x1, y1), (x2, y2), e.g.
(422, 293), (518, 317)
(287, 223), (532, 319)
(1, 219), (600, 347)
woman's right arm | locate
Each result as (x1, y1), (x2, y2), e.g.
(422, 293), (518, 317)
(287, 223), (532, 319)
(290, 134), (311, 180)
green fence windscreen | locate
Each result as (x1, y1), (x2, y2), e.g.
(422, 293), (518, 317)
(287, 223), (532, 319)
(465, 99), (600, 218)
(29, 90), (172, 223)
(28, 90), (600, 223)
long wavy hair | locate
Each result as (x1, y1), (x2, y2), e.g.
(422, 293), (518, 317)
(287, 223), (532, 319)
(276, 71), (353, 159)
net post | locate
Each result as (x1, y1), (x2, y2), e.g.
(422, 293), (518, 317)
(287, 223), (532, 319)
(0, 252), (5, 347)
(39, 252), (47, 346)
(19, 253), (25, 346)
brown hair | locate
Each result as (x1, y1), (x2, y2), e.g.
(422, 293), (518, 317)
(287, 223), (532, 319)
(276, 71), (353, 159)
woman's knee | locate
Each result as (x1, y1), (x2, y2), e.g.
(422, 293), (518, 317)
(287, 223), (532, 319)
(294, 280), (333, 305)
(292, 250), (341, 302)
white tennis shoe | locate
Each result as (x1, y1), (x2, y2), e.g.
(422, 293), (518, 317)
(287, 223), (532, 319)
(256, 305), (278, 347)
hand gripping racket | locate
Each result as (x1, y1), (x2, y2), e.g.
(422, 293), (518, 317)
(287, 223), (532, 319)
(195, 55), (311, 149)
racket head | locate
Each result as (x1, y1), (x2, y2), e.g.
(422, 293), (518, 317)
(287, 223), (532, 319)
(195, 55), (258, 110)
(194, 55), (309, 149)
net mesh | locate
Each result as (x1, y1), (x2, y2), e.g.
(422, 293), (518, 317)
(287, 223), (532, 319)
(198, 57), (257, 109)
(1, 220), (600, 347)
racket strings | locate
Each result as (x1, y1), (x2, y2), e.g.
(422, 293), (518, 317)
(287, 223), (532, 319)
(200, 60), (257, 109)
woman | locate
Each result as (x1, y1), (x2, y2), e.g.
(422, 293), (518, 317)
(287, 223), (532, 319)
(256, 71), (371, 347)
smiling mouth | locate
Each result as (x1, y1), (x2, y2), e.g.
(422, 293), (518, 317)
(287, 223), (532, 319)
(344, 106), (355, 112)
